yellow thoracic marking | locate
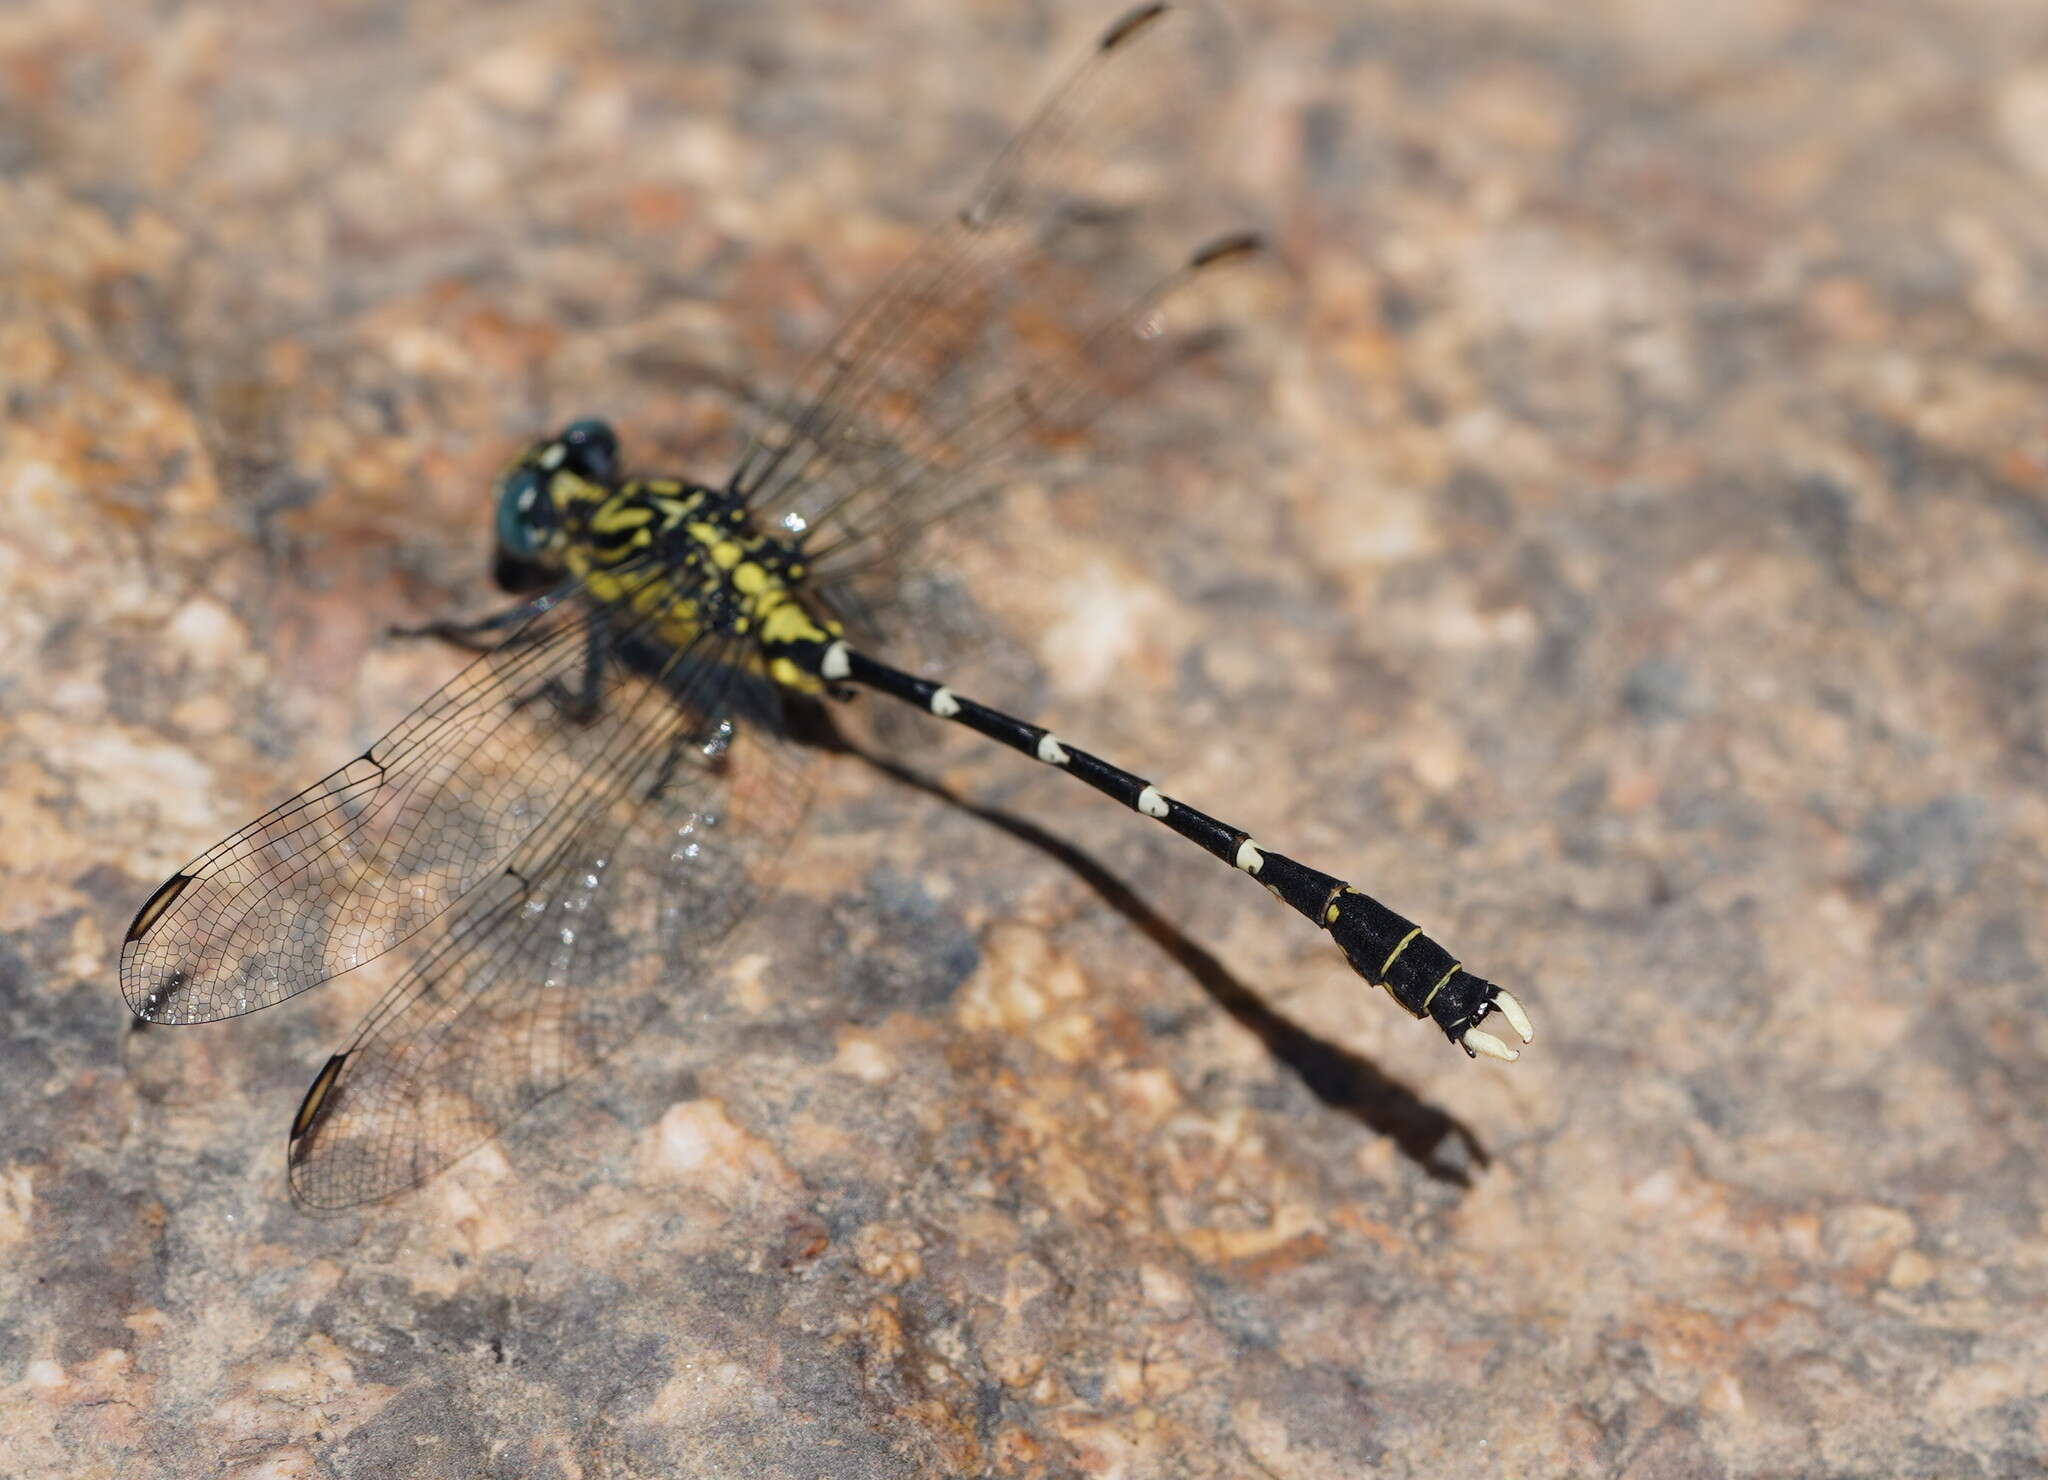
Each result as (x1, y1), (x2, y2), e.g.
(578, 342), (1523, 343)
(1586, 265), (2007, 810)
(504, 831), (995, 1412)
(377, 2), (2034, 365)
(588, 501), (654, 534)
(682, 522), (745, 570)
(757, 593), (827, 646)
(561, 487), (842, 692)
(547, 470), (608, 514)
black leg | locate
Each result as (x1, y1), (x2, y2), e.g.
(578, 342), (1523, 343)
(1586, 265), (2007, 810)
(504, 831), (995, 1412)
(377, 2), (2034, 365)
(532, 613), (609, 726)
(644, 717), (733, 803)
(829, 643), (1533, 1060)
(391, 584), (574, 652)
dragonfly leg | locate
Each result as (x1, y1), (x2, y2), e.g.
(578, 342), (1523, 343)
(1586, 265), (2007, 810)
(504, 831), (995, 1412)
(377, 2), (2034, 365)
(391, 585), (572, 651)
(643, 719), (734, 803)
(529, 613), (609, 725)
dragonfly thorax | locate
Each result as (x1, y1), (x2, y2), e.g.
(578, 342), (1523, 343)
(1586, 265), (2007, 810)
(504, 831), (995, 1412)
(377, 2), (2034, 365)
(498, 421), (841, 692)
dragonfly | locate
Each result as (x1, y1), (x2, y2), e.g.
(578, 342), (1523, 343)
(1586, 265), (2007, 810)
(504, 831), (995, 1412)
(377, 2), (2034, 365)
(121, 2), (1533, 1211)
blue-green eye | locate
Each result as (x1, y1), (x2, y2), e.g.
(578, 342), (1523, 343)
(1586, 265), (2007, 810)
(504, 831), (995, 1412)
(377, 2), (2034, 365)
(495, 467), (553, 556)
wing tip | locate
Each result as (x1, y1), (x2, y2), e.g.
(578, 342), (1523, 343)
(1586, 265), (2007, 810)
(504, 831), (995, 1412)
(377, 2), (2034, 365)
(124, 872), (194, 945)
(289, 1051), (351, 1150)
(1189, 230), (1266, 270)
(1101, 2), (1171, 53)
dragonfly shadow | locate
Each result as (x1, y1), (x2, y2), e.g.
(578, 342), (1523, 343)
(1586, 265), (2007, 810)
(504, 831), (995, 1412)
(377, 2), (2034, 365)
(854, 750), (1491, 1189)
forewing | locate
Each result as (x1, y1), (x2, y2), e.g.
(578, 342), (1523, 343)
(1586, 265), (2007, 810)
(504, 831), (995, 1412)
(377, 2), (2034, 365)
(729, 2), (1253, 592)
(283, 643), (815, 1210)
(121, 568), (691, 1024)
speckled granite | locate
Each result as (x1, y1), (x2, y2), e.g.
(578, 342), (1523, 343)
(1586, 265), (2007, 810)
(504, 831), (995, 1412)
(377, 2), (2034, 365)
(4, 1), (2047, 1476)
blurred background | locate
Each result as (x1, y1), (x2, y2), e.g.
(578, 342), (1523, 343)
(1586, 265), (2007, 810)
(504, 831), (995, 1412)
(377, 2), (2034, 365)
(2, 1), (2045, 1475)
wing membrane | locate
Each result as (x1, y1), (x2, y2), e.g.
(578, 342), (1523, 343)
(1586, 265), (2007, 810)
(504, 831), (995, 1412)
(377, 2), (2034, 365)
(122, 1), (1264, 1208)
(731, 2), (1252, 590)
(121, 567), (705, 1024)
(284, 643), (814, 1209)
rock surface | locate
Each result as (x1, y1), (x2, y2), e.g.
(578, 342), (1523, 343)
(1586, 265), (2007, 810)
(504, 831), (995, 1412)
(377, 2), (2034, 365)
(4, 1), (2046, 1476)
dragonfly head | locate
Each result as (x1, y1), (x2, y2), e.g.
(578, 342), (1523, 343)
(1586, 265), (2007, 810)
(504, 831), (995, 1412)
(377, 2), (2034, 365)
(496, 419), (620, 559)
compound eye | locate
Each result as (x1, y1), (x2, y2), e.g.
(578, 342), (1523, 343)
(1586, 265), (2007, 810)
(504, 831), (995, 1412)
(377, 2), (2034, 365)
(494, 466), (555, 556)
(559, 419), (619, 483)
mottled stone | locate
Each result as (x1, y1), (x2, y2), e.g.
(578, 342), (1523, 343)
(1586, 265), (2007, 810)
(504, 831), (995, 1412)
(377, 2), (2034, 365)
(4, 1), (2047, 1477)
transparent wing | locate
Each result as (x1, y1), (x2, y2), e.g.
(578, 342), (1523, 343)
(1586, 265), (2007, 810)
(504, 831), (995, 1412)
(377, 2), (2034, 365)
(120, 563), (710, 1024)
(284, 640), (816, 1210)
(729, 2), (1258, 597)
